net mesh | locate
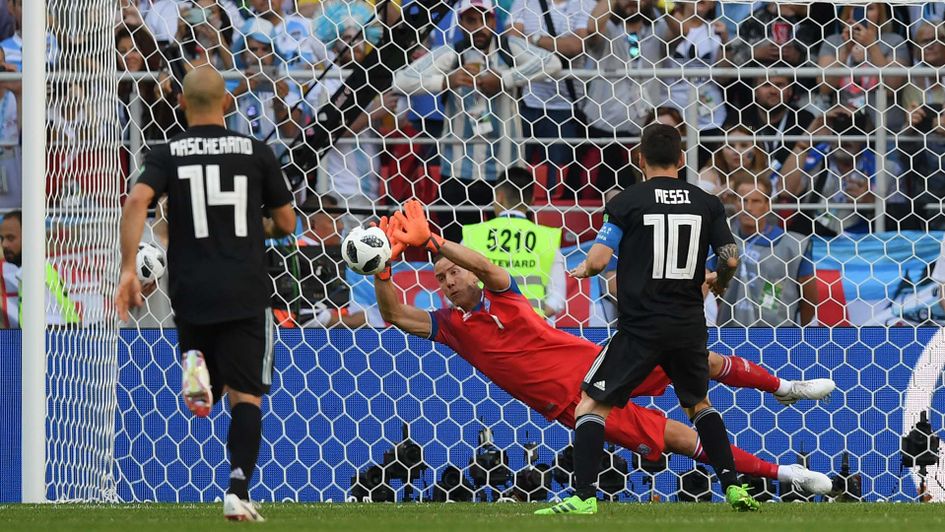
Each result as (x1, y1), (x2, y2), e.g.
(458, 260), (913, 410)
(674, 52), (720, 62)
(44, 0), (122, 501)
(29, 0), (945, 502)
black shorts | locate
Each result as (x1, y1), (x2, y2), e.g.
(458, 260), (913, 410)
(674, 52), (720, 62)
(581, 329), (709, 408)
(176, 310), (275, 400)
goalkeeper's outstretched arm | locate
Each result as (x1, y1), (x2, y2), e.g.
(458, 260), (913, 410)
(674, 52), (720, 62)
(375, 275), (433, 338)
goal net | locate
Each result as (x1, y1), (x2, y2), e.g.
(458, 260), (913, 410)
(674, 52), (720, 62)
(8, 0), (943, 503)
(44, 0), (123, 501)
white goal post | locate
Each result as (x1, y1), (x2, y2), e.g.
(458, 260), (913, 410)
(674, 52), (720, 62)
(21, 0), (47, 504)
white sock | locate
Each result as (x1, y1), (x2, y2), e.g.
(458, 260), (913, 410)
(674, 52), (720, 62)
(775, 379), (794, 396)
(777, 465), (797, 483)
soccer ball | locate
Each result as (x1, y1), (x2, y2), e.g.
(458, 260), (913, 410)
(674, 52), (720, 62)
(136, 242), (167, 284)
(342, 226), (391, 275)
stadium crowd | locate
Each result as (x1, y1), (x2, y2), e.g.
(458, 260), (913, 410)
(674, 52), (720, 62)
(6, 1), (945, 328)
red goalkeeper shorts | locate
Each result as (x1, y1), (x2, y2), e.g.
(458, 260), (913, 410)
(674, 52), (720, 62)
(555, 397), (667, 462)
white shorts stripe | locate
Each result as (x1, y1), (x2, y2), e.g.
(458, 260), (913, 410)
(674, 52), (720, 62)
(262, 308), (274, 386)
(583, 338), (611, 384)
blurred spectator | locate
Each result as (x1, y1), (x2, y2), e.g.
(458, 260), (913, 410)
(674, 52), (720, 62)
(462, 167), (566, 319)
(231, 15), (274, 59)
(727, 2), (820, 68)
(291, 0), (321, 18)
(901, 21), (945, 222)
(115, 22), (183, 141)
(312, 0), (383, 63)
(0, 211), (80, 327)
(299, 194), (343, 246)
(0, 208), (16, 327)
(247, 0), (283, 27)
(144, 0), (187, 43)
(178, 0), (236, 70)
(0, 47), (18, 210)
(117, 25), (151, 145)
(0, 1), (13, 42)
(698, 122), (769, 197)
(397, 33), (444, 167)
(739, 71), (814, 198)
(1, 0), (59, 70)
(510, 0), (594, 196)
(818, 3), (911, 131)
(280, 195), (363, 328)
(644, 105), (684, 135)
(802, 140), (901, 236)
(48, 81), (110, 144)
(308, 0), (390, 231)
(582, 0), (663, 191)
(714, 175), (818, 327)
(785, 102), (882, 205)
(228, 28), (296, 144)
(117, 26), (153, 73)
(231, 10), (278, 67)
(275, 0), (327, 66)
(398, 0), (454, 165)
(715, 0), (754, 39)
(118, 0), (145, 27)
(393, 0), (561, 242)
(658, 1), (727, 133)
(907, 3), (945, 38)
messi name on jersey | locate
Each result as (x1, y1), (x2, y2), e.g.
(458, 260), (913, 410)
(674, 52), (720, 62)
(169, 136), (255, 157)
(654, 188), (691, 205)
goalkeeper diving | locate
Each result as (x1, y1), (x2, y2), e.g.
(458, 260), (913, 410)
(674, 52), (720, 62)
(374, 201), (835, 494)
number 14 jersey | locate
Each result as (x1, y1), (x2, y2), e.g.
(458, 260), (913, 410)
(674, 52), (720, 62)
(137, 125), (293, 324)
(604, 176), (734, 345)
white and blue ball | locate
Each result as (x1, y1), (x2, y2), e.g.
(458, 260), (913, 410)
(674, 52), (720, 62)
(136, 242), (167, 284)
(342, 226), (391, 275)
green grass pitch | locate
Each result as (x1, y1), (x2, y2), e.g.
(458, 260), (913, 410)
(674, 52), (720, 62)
(1, 502), (943, 532)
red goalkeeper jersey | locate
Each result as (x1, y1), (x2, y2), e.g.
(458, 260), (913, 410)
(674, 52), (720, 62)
(428, 278), (601, 420)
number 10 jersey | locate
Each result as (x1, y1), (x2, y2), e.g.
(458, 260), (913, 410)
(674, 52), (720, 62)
(136, 125), (293, 324)
(603, 176), (734, 345)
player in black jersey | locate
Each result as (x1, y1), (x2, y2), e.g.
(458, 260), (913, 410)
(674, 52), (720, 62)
(115, 67), (296, 521)
(536, 124), (756, 515)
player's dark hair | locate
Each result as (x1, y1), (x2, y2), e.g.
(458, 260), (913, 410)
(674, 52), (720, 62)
(640, 124), (682, 169)
(2, 210), (21, 223)
(495, 167), (534, 207)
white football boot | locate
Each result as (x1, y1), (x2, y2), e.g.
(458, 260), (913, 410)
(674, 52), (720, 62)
(223, 493), (265, 522)
(775, 378), (836, 406)
(181, 350), (212, 417)
(780, 464), (834, 495)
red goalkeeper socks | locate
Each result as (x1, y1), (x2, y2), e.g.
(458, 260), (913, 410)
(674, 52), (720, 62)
(694, 439), (779, 480)
(715, 355), (781, 393)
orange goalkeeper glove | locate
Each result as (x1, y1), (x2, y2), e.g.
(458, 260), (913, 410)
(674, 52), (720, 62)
(373, 215), (406, 281)
(391, 200), (444, 254)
